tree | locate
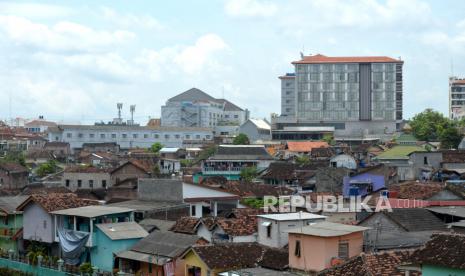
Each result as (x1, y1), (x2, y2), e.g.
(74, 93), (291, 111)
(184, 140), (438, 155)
(233, 133), (250, 145)
(295, 155), (311, 166)
(439, 127), (462, 149)
(149, 142), (163, 154)
(36, 160), (58, 177)
(410, 109), (450, 141)
(196, 145), (217, 161)
(2, 151), (26, 167)
(240, 166), (258, 182)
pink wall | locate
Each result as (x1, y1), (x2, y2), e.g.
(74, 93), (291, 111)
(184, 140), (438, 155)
(288, 231), (364, 272)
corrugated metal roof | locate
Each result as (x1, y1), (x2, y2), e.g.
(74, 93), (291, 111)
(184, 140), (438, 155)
(257, 212), (326, 221)
(96, 222), (148, 240)
(131, 231), (201, 257)
(51, 205), (134, 218)
(287, 221), (369, 237)
(248, 119), (271, 130)
(116, 250), (170, 265)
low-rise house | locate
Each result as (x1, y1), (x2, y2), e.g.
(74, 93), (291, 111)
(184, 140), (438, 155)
(288, 222), (369, 272)
(182, 243), (288, 276)
(183, 183), (240, 217)
(43, 142), (71, 158)
(0, 163), (28, 190)
(441, 150), (465, 174)
(319, 250), (419, 276)
(63, 165), (111, 191)
(25, 118), (57, 133)
(117, 230), (206, 276)
(16, 193), (95, 254)
(137, 218), (176, 233)
(0, 196), (28, 252)
(409, 233), (465, 275)
(342, 165), (394, 198)
(358, 208), (448, 251)
(285, 141), (329, 158)
(110, 160), (153, 186)
(329, 153), (357, 170)
(238, 119), (271, 142)
(159, 147), (185, 159)
(257, 212), (326, 248)
(260, 162), (316, 187)
(159, 158), (181, 174)
(77, 151), (119, 167)
(51, 205), (143, 271)
(408, 151), (443, 180)
(201, 145), (273, 182)
(374, 145), (426, 181)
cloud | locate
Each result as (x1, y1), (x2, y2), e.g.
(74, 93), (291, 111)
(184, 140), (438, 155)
(101, 7), (164, 30)
(0, 2), (71, 19)
(0, 15), (135, 53)
(225, 0), (277, 17)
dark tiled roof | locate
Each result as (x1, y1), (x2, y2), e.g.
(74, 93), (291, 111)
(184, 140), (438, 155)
(0, 162), (27, 173)
(17, 193), (96, 212)
(111, 159), (153, 174)
(311, 147), (335, 158)
(319, 250), (419, 276)
(261, 162), (298, 181)
(388, 182), (444, 200)
(170, 217), (200, 234)
(44, 142), (69, 147)
(0, 196), (28, 214)
(216, 216), (257, 236)
(168, 88), (216, 102)
(215, 99), (243, 111)
(410, 233), (465, 269)
(131, 230), (202, 258)
(191, 243), (288, 271)
(64, 165), (110, 173)
(21, 185), (71, 195)
(384, 208), (447, 232)
(218, 181), (294, 197)
(210, 145), (272, 160)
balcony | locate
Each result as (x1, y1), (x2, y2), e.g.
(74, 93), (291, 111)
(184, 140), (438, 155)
(202, 167), (243, 175)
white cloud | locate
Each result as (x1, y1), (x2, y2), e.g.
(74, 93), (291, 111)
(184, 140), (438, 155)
(225, 0), (277, 17)
(101, 7), (164, 30)
(0, 15), (135, 53)
(0, 2), (71, 19)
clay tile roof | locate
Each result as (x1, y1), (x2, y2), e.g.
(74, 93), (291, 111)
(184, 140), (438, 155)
(258, 247), (289, 271)
(64, 165), (110, 173)
(0, 162), (27, 173)
(410, 233), (465, 269)
(192, 243), (264, 270)
(218, 181), (294, 197)
(319, 250), (419, 276)
(170, 217), (200, 234)
(216, 216), (257, 236)
(383, 208), (447, 232)
(389, 182), (444, 200)
(442, 150), (465, 163)
(17, 193), (97, 213)
(287, 141), (329, 153)
(292, 54), (403, 64)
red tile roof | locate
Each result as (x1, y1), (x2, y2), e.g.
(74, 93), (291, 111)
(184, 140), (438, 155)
(17, 193), (97, 212)
(170, 217), (201, 234)
(292, 54), (403, 64)
(388, 182), (444, 200)
(287, 141), (329, 153)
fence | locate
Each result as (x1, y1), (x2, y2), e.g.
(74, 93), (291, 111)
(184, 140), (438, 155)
(0, 256), (79, 276)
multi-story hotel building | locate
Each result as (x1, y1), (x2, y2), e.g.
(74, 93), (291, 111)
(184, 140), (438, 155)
(274, 54), (403, 140)
(449, 77), (465, 120)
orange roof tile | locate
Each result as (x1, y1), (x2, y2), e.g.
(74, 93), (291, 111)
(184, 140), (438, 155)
(286, 141), (329, 153)
(292, 54), (403, 64)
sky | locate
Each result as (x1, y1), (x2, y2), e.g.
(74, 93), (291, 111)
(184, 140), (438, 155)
(1, 0), (465, 125)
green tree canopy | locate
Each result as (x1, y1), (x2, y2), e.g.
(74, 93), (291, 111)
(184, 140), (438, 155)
(439, 127), (462, 149)
(36, 160), (58, 177)
(410, 108), (451, 141)
(240, 166), (258, 182)
(148, 142), (163, 154)
(233, 133), (250, 145)
(295, 155), (311, 166)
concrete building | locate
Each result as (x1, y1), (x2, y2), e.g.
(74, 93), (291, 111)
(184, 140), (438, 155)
(161, 88), (249, 133)
(449, 77), (465, 120)
(273, 54), (404, 140)
(47, 124), (213, 151)
(257, 212), (326, 248)
(238, 119), (271, 142)
(63, 166), (111, 191)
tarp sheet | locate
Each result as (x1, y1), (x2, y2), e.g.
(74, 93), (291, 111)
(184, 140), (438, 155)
(57, 228), (89, 265)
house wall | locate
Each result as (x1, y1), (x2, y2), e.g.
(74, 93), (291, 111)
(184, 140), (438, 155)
(239, 121), (271, 142)
(0, 170), (28, 190)
(63, 172), (111, 191)
(358, 213), (405, 248)
(138, 262), (164, 276)
(91, 229), (142, 272)
(0, 214), (22, 251)
(23, 203), (54, 244)
(196, 224), (212, 242)
(183, 250), (210, 276)
(288, 232), (364, 272)
(111, 164), (150, 185)
(330, 155), (357, 170)
(257, 217), (325, 248)
(409, 152), (443, 179)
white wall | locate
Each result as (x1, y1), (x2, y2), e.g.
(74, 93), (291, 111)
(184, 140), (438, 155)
(23, 203), (54, 243)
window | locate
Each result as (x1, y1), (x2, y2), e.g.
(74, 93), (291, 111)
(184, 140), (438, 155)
(89, 180), (93, 188)
(191, 205), (196, 217)
(133, 134), (138, 138)
(225, 115), (230, 118)
(78, 133), (83, 138)
(175, 134), (180, 139)
(144, 134), (148, 139)
(66, 133), (72, 138)
(122, 134), (127, 138)
(338, 241), (349, 259)
(43, 220), (47, 229)
(196, 135), (201, 139)
(77, 180), (82, 188)
(234, 115), (238, 119)
(111, 134), (116, 139)
(89, 133), (95, 138)
(165, 134), (170, 139)
(424, 156), (428, 165)
(65, 179), (70, 187)
(154, 134), (159, 139)
(102, 180), (107, 188)
(294, 240), (301, 257)
(100, 134), (105, 139)
(185, 135), (190, 139)
(267, 224), (272, 237)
